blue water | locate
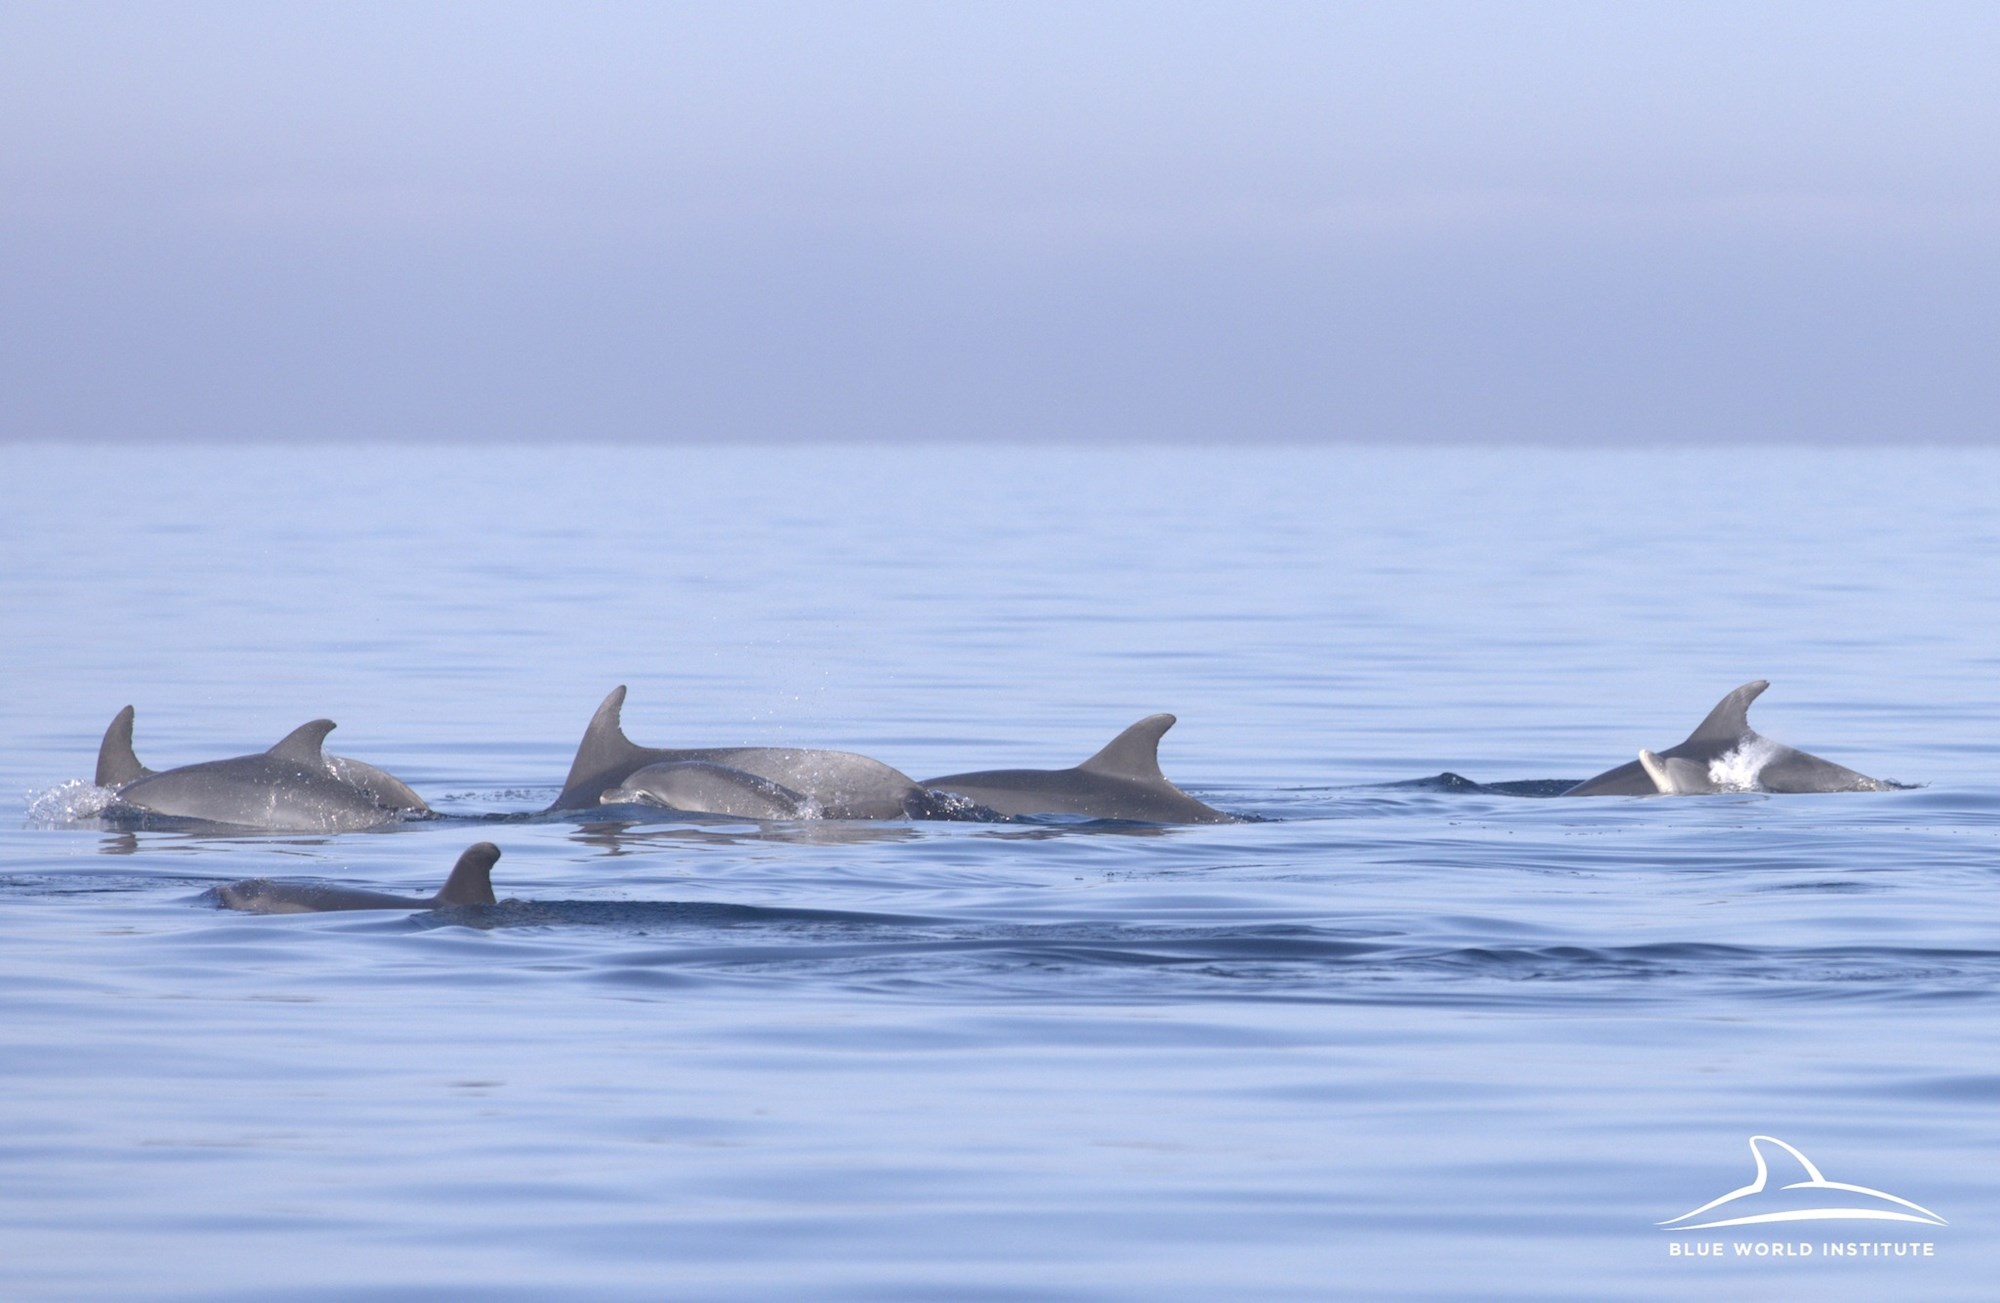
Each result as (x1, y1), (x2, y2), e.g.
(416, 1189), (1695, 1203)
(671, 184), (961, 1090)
(3, 443), (1997, 1300)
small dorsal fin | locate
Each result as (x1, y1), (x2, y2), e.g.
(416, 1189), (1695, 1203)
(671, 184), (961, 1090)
(1683, 680), (1769, 745)
(1638, 749), (1675, 794)
(268, 719), (337, 766)
(556, 686), (645, 796)
(95, 705), (152, 787)
(1076, 714), (1176, 782)
(434, 842), (500, 906)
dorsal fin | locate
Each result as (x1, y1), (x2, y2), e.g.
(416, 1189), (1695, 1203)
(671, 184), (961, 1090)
(557, 686), (645, 794)
(95, 705), (152, 787)
(1637, 749), (1673, 794)
(268, 719), (337, 766)
(434, 842), (500, 906)
(1683, 680), (1769, 745)
(1076, 714), (1175, 782)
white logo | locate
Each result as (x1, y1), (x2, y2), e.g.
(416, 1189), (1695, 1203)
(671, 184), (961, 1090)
(1661, 1135), (1946, 1231)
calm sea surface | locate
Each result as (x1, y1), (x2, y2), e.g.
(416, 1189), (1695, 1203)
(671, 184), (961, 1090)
(2, 443), (1997, 1300)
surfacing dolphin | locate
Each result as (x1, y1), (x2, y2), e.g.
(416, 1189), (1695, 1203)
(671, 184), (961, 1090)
(921, 714), (1236, 824)
(550, 686), (953, 819)
(604, 760), (821, 820)
(214, 842), (500, 913)
(1565, 681), (1894, 796)
(96, 705), (431, 832)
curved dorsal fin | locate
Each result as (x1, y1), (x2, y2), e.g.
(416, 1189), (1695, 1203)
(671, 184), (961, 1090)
(558, 686), (644, 793)
(434, 842), (500, 906)
(1076, 714), (1176, 782)
(268, 719), (337, 766)
(1684, 680), (1769, 745)
(96, 705), (152, 787)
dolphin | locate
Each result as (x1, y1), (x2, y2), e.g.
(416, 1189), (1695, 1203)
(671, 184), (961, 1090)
(97, 705), (432, 831)
(550, 686), (948, 819)
(604, 760), (821, 820)
(214, 842), (501, 913)
(921, 714), (1235, 823)
(1565, 681), (1893, 796)
(1660, 1135), (1945, 1230)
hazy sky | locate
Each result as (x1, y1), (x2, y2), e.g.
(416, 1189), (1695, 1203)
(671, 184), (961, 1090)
(4, 1), (1997, 442)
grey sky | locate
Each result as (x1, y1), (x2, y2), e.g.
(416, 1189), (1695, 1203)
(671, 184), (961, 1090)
(4, 2), (1997, 442)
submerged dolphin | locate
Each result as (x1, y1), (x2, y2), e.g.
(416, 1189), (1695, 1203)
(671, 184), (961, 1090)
(921, 714), (1235, 824)
(96, 705), (431, 831)
(215, 842), (501, 913)
(1565, 681), (1893, 796)
(550, 686), (948, 819)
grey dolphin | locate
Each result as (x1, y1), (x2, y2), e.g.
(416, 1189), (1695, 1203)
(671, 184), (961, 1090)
(921, 714), (1236, 823)
(549, 686), (944, 819)
(215, 842), (500, 913)
(1565, 681), (1893, 796)
(99, 706), (431, 831)
(604, 760), (821, 820)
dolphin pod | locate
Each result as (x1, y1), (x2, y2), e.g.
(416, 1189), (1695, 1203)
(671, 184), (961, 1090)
(554, 686), (1230, 823)
(214, 842), (501, 913)
(1565, 681), (1891, 796)
(76, 680), (1899, 834)
(94, 705), (431, 832)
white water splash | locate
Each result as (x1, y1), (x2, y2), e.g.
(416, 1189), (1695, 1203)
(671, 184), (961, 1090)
(1708, 737), (1782, 791)
(23, 779), (117, 827)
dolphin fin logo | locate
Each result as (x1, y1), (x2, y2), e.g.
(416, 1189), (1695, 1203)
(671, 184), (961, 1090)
(1661, 1136), (1945, 1231)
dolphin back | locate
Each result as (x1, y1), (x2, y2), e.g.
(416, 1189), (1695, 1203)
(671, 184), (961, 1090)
(325, 755), (432, 814)
(214, 879), (433, 913)
(1561, 760), (1655, 797)
(605, 760), (820, 820)
(1753, 748), (1893, 794)
(549, 688), (934, 818)
(111, 717), (426, 832)
(923, 714), (1234, 823)
(218, 842), (501, 913)
(696, 749), (931, 819)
